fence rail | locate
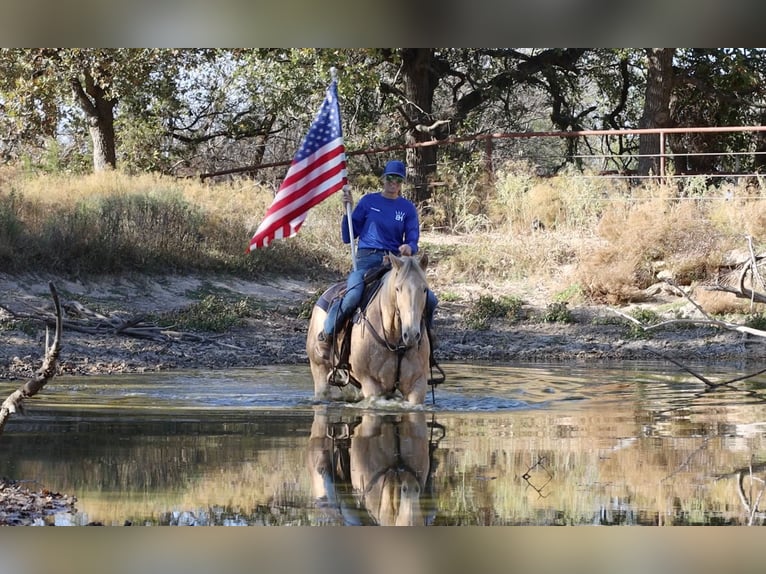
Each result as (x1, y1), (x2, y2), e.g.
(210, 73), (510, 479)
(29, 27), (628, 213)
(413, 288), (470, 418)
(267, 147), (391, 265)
(199, 125), (766, 184)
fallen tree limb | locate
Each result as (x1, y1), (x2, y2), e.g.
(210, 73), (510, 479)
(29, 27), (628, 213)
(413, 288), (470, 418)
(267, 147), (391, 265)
(1, 300), (243, 350)
(611, 279), (766, 388)
(611, 280), (766, 339)
(707, 238), (766, 305)
(0, 282), (62, 436)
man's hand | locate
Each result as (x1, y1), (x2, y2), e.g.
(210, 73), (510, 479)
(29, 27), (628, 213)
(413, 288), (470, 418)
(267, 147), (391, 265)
(342, 187), (353, 208)
(399, 244), (413, 256)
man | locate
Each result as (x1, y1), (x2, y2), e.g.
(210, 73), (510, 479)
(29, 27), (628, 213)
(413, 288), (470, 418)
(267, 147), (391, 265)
(317, 159), (437, 359)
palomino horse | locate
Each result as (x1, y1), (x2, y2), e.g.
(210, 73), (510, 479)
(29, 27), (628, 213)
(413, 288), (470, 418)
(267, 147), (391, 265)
(307, 408), (433, 526)
(306, 253), (431, 405)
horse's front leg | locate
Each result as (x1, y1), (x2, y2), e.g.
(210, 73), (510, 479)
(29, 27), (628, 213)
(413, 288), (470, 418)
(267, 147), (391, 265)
(402, 378), (427, 405)
(358, 375), (390, 401)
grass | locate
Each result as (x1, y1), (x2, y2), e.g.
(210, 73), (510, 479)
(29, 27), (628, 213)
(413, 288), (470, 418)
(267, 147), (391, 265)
(464, 294), (524, 330)
(2, 163), (766, 319)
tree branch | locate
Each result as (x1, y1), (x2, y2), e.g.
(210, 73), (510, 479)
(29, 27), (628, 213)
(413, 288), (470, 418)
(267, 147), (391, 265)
(0, 282), (62, 436)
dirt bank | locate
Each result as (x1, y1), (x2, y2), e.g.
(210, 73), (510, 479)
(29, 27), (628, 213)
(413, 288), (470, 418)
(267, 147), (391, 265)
(2, 271), (765, 382)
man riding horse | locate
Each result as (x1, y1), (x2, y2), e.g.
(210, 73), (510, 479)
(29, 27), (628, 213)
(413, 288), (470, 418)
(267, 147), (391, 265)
(314, 160), (438, 361)
(307, 160), (441, 404)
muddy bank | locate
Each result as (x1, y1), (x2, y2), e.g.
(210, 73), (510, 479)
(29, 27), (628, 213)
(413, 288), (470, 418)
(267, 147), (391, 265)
(2, 272), (765, 381)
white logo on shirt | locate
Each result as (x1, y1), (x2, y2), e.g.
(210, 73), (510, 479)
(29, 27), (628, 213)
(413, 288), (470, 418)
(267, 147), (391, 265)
(395, 210), (405, 221)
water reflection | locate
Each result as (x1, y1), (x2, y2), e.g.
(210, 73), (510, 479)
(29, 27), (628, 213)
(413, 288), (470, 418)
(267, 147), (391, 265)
(307, 408), (443, 526)
(1, 363), (766, 525)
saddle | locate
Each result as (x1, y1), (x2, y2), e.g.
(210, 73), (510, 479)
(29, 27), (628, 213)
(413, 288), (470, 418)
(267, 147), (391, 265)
(315, 263), (390, 315)
(316, 264), (390, 386)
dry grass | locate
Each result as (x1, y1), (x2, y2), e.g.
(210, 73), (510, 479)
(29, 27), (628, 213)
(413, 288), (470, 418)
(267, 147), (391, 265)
(2, 165), (766, 315)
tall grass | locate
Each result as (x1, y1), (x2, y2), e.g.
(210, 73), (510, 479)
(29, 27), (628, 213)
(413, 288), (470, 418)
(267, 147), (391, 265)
(2, 163), (765, 312)
(0, 169), (347, 279)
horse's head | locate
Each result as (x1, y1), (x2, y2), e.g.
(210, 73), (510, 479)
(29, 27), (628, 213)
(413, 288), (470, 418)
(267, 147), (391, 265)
(370, 467), (425, 526)
(387, 253), (429, 348)
(350, 412), (431, 526)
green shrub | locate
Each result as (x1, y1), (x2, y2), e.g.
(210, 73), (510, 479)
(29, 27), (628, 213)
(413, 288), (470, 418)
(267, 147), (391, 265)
(745, 312), (766, 331)
(465, 294), (523, 330)
(630, 308), (661, 325)
(160, 295), (260, 332)
(540, 302), (574, 323)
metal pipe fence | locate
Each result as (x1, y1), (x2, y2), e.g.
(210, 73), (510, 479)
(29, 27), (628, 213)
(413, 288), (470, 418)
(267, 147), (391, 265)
(200, 125), (766, 186)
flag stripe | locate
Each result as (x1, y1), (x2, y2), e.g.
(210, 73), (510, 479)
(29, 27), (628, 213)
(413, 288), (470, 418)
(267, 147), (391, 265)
(256, 141), (345, 223)
(248, 159), (346, 248)
(281, 139), (345, 191)
(248, 79), (346, 253)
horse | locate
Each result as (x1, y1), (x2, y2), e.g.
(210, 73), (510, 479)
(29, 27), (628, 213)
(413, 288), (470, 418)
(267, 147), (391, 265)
(306, 408), (432, 526)
(306, 253), (431, 405)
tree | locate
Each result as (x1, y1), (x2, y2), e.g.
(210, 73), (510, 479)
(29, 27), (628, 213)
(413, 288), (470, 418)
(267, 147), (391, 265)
(375, 48), (588, 202)
(637, 48), (675, 177)
(671, 49), (766, 174)
(0, 49), (201, 172)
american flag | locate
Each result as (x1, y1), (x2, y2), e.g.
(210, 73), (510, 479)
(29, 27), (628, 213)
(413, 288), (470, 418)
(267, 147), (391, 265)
(247, 78), (347, 251)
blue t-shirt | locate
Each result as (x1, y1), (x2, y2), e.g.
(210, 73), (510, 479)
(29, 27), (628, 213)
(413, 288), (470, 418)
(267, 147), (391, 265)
(340, 192), (420, 254)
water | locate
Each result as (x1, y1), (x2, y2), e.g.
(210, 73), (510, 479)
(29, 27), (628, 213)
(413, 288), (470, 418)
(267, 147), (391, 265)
(2, 361), (766, 526)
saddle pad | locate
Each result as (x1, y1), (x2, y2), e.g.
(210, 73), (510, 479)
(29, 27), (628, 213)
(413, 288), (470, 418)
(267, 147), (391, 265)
(315, 264), (391, 313)
(316, 282), (346, 312)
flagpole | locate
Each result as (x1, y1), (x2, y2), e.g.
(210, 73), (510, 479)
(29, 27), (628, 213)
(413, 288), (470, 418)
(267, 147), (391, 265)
(344, 185), (357, 271)
(330, 66), (357, 272)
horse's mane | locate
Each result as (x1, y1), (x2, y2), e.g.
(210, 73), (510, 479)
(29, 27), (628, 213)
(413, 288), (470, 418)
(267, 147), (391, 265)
(388, 255), (427, 288)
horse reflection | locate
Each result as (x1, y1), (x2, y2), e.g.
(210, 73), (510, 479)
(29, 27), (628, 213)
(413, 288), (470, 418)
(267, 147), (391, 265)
(307, 408), (438, 526)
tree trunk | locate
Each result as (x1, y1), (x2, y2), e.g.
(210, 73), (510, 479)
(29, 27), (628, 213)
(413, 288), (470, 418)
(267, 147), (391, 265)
(401, 49), (438, 204)
(71, 71), (118, 172)
(637, 49), (675, 178)
(88, 111), (116, 172)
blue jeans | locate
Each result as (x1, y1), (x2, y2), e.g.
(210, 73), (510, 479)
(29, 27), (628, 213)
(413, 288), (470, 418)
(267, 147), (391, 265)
(322, 249), (438, 337)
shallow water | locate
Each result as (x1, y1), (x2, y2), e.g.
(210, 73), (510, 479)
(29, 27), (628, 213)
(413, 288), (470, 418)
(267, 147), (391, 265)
(2, 361), (766, 525)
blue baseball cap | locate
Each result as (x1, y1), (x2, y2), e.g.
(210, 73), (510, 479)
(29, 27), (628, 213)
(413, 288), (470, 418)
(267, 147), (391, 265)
(382, 160), (406, 179)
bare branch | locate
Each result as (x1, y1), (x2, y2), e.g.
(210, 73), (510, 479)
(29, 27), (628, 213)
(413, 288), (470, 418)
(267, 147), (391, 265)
(0, 282), (62, 436)
(611, 278), (766, 388)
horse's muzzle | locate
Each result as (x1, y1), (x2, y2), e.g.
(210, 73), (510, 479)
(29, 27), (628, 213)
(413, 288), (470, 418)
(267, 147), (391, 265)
(400, 328), (421, 348)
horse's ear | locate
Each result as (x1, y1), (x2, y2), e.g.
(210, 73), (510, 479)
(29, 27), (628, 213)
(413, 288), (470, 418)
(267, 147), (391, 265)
(418, 252), (428, 270)
(389, 253), (403, 268)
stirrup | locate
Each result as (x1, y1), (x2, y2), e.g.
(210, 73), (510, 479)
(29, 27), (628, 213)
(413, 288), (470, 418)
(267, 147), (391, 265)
(327, 366), (350, 387)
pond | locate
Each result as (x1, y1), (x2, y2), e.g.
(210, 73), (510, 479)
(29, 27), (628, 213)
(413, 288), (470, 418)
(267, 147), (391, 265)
(1, 361), (766, 526)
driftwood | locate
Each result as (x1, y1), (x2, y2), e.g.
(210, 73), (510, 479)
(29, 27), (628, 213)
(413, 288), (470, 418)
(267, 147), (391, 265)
(707, 237), (766, 304)
(0, 282), (62, 436)
(1, 297), (242, 350)
(612, 278), (766, 389)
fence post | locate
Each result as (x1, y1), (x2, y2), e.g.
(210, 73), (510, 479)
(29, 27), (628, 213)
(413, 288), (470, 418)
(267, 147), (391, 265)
(659, 129), (666, 183)
(484, 137), (494, 181)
